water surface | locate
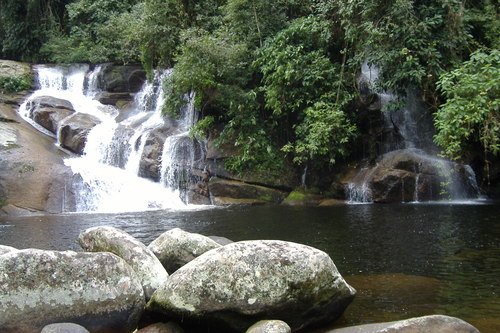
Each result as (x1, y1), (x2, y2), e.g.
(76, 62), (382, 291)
(1, 203), (499, 332)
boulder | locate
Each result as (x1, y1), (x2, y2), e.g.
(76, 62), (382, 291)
(0, 60), (31, 78)
(327, 314), (479, 333)
(28, 96), (75, 134)
(99, 65), (146, 93)
(59, 113), (101, 154)
(0, 249), (145, 333)
(96, 92), (133, 106)
(209, 178), (287, 205)
(78, 226), (168, 299)
(246, 320), (291, 333)
(147, 228), (222, 273)
(41, 323), (90, 333)
(147, 240), (356, 332)
(0, 244), (17, 255)
(138, 127), (172, 182)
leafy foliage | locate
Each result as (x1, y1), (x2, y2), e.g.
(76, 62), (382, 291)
(0, 75), (32, 93)
(434, 49), (499, 161)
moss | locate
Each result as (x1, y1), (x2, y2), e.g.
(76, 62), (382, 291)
(18, 164), (35, 174)
(284, 191), (306, 202)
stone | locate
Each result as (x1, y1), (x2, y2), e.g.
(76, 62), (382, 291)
(246, 320), (291, 333)
(41, 323), (90, 333)
(0, 249), (145, 333)
(147, 240), (356, 332)
(78, 226), (168, 299)
(59, 113), (101, 154)
(327, 314), (480, 333)
(148, 228), (222, 273)
(208, 235), (234, 246)
(28, 96), (75, 134)
(99, 65), (146, 93)
(0, 244), (17, 255)
(137, 322), (184, 333)
(0, 60), (31, 78)
(209, 178), (287, 205)
(96, 92), (133, 106)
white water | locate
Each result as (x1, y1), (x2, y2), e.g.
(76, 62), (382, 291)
(20, 65), (203, 213)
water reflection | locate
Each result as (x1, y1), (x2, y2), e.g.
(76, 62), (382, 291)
(1, 203), (499, 332)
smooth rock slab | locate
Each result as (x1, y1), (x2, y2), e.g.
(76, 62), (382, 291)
(147, 240), (356, 332)
(148, 228), (222, 273)
(41, 322), (90, 333)
(328, 314), (480, 333)
(78, 226), (168, 299)
(0, 249), (145, 333)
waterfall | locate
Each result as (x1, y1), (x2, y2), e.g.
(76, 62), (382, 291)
(20, 64), (205, 212)
(346, 63), (481, 203)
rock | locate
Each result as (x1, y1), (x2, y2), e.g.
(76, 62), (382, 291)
(137, 322), (184, 333)
(208, 235), (234, 246)
(147, 240), (356, 332)
(59, 113), (101, 154)
(96, 92), (133, 106)
(0, 244), (17, 255)
(327, 314), (480, 333)
(148, 228), (222, 273)
(0, 249), (145, 333)
(246, 320), (291, 333)
(28, 96), (75, 134)
(99, 64), (146, 93)
(281, 190), (325, 206)
(0, 60), (31, 78)
(209, 178), (287, 205)
(138, 127), (172, 181)
(78, 226), (168, 299)
(41, 323), (90, 333)
(319, 199), (346, 206)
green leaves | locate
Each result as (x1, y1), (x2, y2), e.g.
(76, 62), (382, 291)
(434, 49), (500, 161)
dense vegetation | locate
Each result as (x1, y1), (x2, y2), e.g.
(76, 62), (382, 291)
(1, 0), (498, 180)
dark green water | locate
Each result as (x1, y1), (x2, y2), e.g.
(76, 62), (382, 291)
(1, 203), (499, 332)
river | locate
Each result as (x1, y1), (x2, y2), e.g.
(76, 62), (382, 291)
(1, 202), (499, 332)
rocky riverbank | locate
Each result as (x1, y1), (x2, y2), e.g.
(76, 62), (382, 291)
(0, 227), (480, 333)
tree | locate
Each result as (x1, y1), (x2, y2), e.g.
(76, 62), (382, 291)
(434, 50), (499, 179)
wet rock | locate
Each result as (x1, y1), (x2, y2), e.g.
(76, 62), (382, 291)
(99, 64), (146, 93)
(138, 127), (171, 182)
(59, 113), (101, 154)
(28, 96), (75, 134)
(0, 249), (145, 333)
(327, 314), (480, 333)
(78, 226), (168, 299)
(246, 320), (291, 333)
(0, 244), (17, 255)
(208, 235), (234, 246)
(148, 228), (221, 273)
(147, 240), (356, 332)
(209, 178), (287, 205)
(281, 190), (325, 206)
(137, 322), (184, 333)
(41, 323), (90, 333)
(96, 92), (133, 106)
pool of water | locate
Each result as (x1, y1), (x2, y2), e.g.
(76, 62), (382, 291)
(1, 202), (499, 332)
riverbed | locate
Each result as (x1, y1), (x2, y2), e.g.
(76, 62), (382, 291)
(1, 202), (499, 332)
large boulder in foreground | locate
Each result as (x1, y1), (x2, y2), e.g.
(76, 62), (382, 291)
(148, 228), (222, 273)
(147, 240), (356, 332)
(328, 314), (480, 333)
(0, 249), (145, 333)
(78, 226), (168, 299)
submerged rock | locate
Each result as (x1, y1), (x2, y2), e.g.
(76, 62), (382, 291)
(147, 240), (356, 332)
(0, 249), (145, 333)
(41, 323), (90, 333)
(209, 178), (287, 205)
(148, 228), (222, 273)
(78, 226), (168, 299)
(328, 314), (480, 333)
(246, 320), (291, 333)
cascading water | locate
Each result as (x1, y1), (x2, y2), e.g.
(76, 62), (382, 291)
(20, 65), (205, 212)
(346, 63), (481, 203)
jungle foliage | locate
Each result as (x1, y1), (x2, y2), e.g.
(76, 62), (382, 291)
(1, 0), (498, 175)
